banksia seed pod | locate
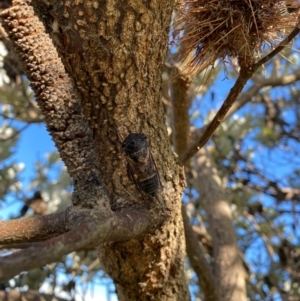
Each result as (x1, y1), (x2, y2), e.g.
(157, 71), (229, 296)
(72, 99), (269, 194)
(173, 0), (299, 74)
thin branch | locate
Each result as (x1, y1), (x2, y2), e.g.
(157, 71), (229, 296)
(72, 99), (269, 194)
(247, 280), (267, 301)
(0, 210), (69, 245)
(178, 66), (250, 164)
(245, 216), (291, 301)
(0, 223), (96, 281)
(0, 124), (30, 141)
(252, 22), (300, 70)
(238, 181), (300, 203)
(233, 149), (300, 203)
(178, 21), (300, 165)
(187, 66), (300, 151)
(277, 210), (300, 214)
(227, 68), (300, 117)
(0, 243), (39, 249)
(182, 205), (220, 301)
(0, 207), (155, 281)
(243, 211), (275, 259)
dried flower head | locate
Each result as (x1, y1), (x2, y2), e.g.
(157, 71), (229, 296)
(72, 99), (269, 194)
(173, 0), (299, 73)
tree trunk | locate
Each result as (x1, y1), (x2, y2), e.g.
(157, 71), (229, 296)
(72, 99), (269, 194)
(194, 148), (247, 301)
(29, 0), (190, 300)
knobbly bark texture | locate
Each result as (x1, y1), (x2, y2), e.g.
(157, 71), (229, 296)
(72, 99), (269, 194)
(31, 0), (180, 209)
(194, 148), (247, 301)
(1, 1), (109, 211)
(4, 0), (190, 300)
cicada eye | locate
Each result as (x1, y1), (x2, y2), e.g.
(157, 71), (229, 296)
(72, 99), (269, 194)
(126, 140), (136, 150)
(122, 139), (137, 155)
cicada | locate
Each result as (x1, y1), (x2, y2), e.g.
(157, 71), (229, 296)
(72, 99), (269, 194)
(121, 133), (159, 196)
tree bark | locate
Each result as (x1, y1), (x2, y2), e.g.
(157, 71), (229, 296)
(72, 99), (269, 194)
(194, 148), (247, 301)
(3, 0), (190, 300)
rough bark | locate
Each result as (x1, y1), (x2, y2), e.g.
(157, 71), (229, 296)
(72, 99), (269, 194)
(0, 207), (162, 281)
(1, 1), (108, 211)
(194, 148), (247, 301)
(0, 211), (68, 244)
(0, 207), (154, 248)
(1, 0), (190, 300)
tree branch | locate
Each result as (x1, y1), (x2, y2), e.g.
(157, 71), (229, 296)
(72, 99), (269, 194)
(0, 243), (40, 249)
(1, 0), (107, 209)
(243, 212), (275, 259)
(178, 21), (300, 165)
(232, 149), (300, 203)
(182, 205), (220, 301)
(227, 69), (300, 117)
(170, 65), (191, 156)
(0, 210), (69, 245)
(0, 124), (30, 142)
(193, 148), (247, 301)
(186, 64), (300, 155)
(0, 207), (156, 281)
(252, 22), (300, 69)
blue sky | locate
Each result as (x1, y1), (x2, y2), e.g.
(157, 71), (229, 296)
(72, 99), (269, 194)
(0, 122), (56, 219)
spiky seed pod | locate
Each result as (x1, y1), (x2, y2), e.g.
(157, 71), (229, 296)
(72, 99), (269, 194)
(173, 0), (299, 73)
